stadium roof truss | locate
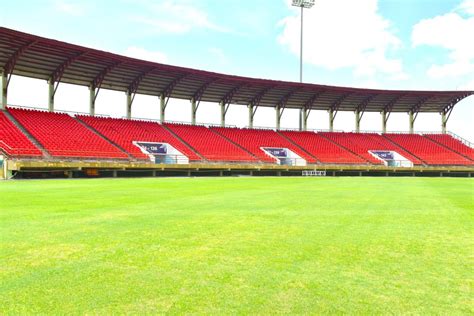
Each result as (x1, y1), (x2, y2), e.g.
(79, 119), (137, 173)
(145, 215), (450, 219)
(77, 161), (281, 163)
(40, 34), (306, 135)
(0, 27), (473, 132)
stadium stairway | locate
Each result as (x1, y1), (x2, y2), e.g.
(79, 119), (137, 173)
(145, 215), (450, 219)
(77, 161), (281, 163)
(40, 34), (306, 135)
(276, 131), (321, 163)
(207, 128), (263, 162)
(2, 109), (50, 158)
(383, 133), (471, 165)
(160, 124), (206, 161)
(75, 117), (134, 160)
(318, 133), (372, 164)
(423, 134), (474, 161)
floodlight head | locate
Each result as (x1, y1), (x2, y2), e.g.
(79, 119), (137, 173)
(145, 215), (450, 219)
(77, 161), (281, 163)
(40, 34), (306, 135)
(292, 0), (315, 8)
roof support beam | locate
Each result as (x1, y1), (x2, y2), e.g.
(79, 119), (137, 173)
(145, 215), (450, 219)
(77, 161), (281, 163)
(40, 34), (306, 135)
(219, 101), (227, 127)
(1, 71), (6, 110)
(300, 91), (325, 131)
(190, 79), (217, 122)
(247, 86), (274, 127)
(329, 93), (350, 132)
(218, 83), (244, 127)
(355, 94), (376, 132)
(381, 95), (404, 133)
(161, 74), (189, 112)
(48, 79), (54, 112)
(124, 67), (156, 118)
(160, 94), (165, 123)
(2, 41), (37, 108)
(276, 89), (298, 130)
(406, 96), (430, 134)
(248, 103), (254, 128)
(90, 62), (122, 110)
(440, 97), (459, 134)
(48, 52), (86, 105)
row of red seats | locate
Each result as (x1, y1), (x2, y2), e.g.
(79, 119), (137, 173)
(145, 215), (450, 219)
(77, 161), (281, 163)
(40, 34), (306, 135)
(8, 108), (128, 159)
(320, 132), (425, 165)
(0, 111), (42, 157)
(2, 108), (472, 166)
(384, 134), (471, 165)
(210, 127), (318, 163)
(165, 123), (257, 162)
(424, 134), (474, 160)
(280, 131), (366, 164)
(78, 116), (201, 161)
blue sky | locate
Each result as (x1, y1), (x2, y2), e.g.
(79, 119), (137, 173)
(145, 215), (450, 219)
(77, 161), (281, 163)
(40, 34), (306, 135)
(1, 0), (473, 138)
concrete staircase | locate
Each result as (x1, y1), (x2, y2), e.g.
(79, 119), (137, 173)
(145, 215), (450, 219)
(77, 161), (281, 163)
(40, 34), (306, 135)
(2, 109), (52, 159)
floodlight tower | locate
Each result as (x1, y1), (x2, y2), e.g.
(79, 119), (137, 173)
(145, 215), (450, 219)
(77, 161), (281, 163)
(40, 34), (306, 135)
(292, 0), (315, 131)
(292, 0), (315, 83)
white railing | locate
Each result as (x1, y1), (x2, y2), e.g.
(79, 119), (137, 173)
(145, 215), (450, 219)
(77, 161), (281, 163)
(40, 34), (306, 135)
(447, 131), (474, 149)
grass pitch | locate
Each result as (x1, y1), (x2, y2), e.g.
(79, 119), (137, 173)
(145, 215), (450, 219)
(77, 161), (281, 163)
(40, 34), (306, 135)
(1, 177), (473, 314)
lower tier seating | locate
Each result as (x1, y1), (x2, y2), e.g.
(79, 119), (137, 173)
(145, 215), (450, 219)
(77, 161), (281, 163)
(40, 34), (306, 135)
(78, 116), (201, 161)
(280, 131), (366, 164)
(384, 133), (472, 165)
(321, 132), (424, 165)
(165, 123), (258, 162)
(0, 111), (42, 157)
(211, 127), (317, 163)
(424, 134), (474, 160)
(8, 108), (127, 159)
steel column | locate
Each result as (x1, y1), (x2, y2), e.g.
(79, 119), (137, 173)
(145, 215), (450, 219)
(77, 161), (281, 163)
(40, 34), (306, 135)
(409, 111), (415, 134)
(302, 108), (308, 131)
(1, 71), (6, 109)
(248, 104), (254, 128)
(89, 85), (95, 116)
(441, 112), (447, 134)
(276, 105), (281, 130)
(381, 110), (387, 133)
(191, 98), (197, 125)
(220, 101), (225, 127)
(160, 94), (165, 123)
(329, 109), (334, 132)
(355, 110), (361, 132)
(126, 91), (132, 119)
(48, 79), (54, 112)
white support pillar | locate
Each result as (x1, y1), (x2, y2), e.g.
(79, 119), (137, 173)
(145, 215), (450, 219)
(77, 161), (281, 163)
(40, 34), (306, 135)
(126, 91), (132, 119)
(89, 85), (96, 116)
(276, 105), (281, 130)
(160, 94), (165, 123)
(441, 112), (447, 134)
(220, 101), (225, 127)
(409, 111), (415, 134)
(355, 110), (361, 132)
(329, 109), (334, 132)
(48, 79), (54, 112)
(191, 98), (197, 125)
(302, 108), (308, 131)
(1, 71), (6, 110)
(381, 110), (387, 133)
(248, 103), (254, 128)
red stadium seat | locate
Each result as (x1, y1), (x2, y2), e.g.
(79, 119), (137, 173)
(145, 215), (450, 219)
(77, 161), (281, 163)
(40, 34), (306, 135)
(0, 111), (42, 157)
(424, 134), (474, 160)
(78, 116), (201, 161)
(383, 133), (472, 165)
(8, 108), (127, 159)
(165, 123), (258, 162)
(210, 127), (317, 163)
(281, 131), (366, 164)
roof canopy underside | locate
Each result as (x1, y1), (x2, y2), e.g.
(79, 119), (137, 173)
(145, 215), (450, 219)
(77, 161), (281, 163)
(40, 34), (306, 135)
(1, 27), (473, 113)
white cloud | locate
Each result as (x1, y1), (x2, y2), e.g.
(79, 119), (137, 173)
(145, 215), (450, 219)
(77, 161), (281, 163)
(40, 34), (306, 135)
(278, 0), (406, 80)
(208, 47), (228, 64)
(123, 46), (168, 63)
(131, 0), (228, 34)
(53, 0), (86, 16)
(412, 1), (474, 79)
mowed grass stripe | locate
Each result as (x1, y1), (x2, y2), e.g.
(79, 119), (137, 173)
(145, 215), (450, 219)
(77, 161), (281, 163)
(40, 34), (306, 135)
(0, 177), (473, 314)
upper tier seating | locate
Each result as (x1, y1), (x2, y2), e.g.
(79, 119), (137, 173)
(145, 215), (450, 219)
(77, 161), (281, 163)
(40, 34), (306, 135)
(424, 134), (474, 160)
(321, 132), (424, 165)
(78, 116), (200, 161)
(383, 133), (472, 165)
(0, 111), (42, 157)
(8, 108), (127, 159)
(211, 127), (317, 163)
(280, 131), (365, 164)
(165, 123), (258, 162)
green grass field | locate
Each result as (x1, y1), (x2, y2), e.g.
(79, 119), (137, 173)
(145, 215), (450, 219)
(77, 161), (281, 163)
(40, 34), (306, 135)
(1, 177), (473, 314)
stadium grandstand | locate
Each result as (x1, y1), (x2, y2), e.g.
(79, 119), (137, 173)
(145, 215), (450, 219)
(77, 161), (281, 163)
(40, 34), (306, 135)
(0, 27), (473, 179)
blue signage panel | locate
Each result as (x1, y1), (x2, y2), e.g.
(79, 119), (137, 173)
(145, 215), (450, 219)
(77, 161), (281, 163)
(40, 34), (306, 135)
(136, 142), (167, 154)
(264, 148), (288, 157)
(372, 151), (394, 160)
